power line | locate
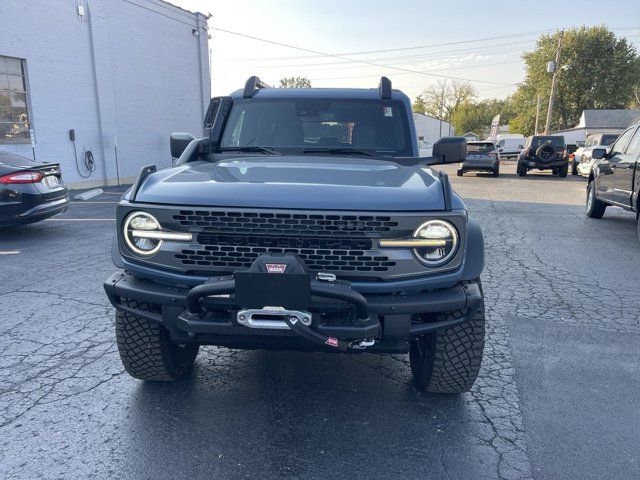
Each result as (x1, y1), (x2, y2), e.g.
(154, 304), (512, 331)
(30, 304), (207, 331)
(219, 40), (538, 69)
(215, 29), (554, 63)
(309, 60), (524, 81)
(210, 26), (514, 85)
(213, 26), (640, 63)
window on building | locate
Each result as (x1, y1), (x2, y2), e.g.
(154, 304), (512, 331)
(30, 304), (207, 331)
(0, 56), (30, 144)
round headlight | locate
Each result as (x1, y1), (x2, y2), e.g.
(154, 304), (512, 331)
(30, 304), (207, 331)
(413, 220), (459, 266)
(123, 212), (162, 255)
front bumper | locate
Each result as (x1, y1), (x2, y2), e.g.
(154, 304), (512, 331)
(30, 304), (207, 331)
(104, 271), (483, 353)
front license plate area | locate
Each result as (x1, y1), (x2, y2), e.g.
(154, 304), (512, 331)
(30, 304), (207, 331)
(234, 272), (311, 310)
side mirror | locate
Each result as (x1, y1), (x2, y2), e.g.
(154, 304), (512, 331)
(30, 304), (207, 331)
(170, 132), (196, 159)
(432, 137), (467, 164)
(498, 148), (504, 153)
(592, 148), (606, 160)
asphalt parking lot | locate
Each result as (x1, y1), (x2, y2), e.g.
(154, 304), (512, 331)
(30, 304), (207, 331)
(1, 163), (639, 480)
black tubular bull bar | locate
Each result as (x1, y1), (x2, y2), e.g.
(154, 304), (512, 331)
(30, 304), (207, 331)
(184, 275), (371, 352)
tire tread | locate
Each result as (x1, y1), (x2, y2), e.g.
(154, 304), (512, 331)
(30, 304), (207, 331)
(115, 300), (198, 381)
(410, 295), (485, 394)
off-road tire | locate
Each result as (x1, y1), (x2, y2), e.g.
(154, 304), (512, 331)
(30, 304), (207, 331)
(586, 180), (607, 219)
(457, 169), (463, 177)
(517, 162), (527, 176)
(571, 161), (578, 175)
(536, 144), (557, 162)
(558, 164), (569, 177)
(410, 295), (485, 394)
(492, 168), (499, 177)
(116, 300), (199, 381)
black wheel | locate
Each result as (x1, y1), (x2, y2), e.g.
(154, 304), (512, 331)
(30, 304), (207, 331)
(558, 164), (568, 177)
(517, 162), (527, 176)
(586, 180), (607, 219)
(457, 169), (463, 177)
(116, 300), (199, 381)
(571, 161), (578, 175)
(410, 295), (485, 394)
(492, 168), (499, 177)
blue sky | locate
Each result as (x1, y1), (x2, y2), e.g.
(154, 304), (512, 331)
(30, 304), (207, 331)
(174, 0), (639, 100)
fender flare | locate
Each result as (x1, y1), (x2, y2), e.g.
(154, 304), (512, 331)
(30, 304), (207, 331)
(111, 235), (125, 269)
(461, 219), (484, 281)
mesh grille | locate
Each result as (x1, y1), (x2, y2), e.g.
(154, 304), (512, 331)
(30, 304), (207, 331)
(175, 234), (396, 273)
(172, 210), (399, 237)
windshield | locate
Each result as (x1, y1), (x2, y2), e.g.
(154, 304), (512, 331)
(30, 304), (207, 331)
(529, 136), (565, 148)
(467, 142), (495, 153)
(220, 98), (413, 157)
(600, 134), (618, 146)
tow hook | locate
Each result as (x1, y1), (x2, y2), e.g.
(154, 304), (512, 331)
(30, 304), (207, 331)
(316, 272), (336, 282)
(350, 338), (376, 350)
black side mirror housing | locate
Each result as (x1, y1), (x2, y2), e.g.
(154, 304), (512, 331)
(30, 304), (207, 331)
(432, 137), (467, 164)
(170, 132), (196, 159)
(592, 148), (606, 160)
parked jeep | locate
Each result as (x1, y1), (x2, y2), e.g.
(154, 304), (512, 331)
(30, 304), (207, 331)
(517, 135), (568, 177)
(586, 122), (640, 241)
(104, 77), (486, 393)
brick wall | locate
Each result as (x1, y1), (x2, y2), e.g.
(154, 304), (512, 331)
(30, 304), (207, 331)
(0, 0), (210, 186)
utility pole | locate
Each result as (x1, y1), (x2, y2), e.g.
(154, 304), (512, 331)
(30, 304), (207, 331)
(544, 30), (564, 134)
(534, 94), (542, 134)
(439, 84), (445, 137)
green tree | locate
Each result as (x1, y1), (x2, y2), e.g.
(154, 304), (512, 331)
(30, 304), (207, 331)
(414, 80), (476, 121)
(509, 26), (640, 135)
(451, 98), (514, 137)
(279, 76), (312, 88)
(412, 95), (427, 114)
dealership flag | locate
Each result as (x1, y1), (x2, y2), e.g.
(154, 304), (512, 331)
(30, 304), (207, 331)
(488, 114), (500, 143)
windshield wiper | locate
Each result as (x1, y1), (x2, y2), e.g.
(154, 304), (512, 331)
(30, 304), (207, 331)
(219, 146), (280, 155)
(302, 147), (376, 158)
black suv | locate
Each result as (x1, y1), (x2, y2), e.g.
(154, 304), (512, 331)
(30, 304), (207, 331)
(586, 122), (640, 241)
(104, 77), (486, 394)
(517, 135), (568, 177)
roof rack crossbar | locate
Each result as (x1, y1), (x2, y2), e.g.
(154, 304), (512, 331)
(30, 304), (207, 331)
(243, 76), (270, 98)
(379, 76), (392, 100)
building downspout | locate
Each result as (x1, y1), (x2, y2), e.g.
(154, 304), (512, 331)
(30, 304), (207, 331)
(85, 3), (108, 183)
(85, 1), (118, 186)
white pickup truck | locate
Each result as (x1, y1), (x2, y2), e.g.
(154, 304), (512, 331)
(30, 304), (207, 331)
(574, 132), (620, 177)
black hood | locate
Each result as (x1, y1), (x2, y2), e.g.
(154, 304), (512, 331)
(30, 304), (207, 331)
(131, 156), (446, 211)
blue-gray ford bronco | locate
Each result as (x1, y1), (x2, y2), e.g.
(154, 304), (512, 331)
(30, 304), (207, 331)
(104, 77), (486, 394)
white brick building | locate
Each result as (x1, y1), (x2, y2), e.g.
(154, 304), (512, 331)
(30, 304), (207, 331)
(0, 0), (210, 187)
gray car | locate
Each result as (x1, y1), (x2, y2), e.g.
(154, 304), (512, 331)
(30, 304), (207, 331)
(457, 141), (500, 176)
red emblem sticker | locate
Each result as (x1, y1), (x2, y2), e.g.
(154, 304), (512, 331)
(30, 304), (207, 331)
(325, 337), (339, 348)
(265, 263), (287, 274)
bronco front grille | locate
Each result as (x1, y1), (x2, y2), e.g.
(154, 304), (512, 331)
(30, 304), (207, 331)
(175, 234), (396, 273)
(172, 210), (399, 237)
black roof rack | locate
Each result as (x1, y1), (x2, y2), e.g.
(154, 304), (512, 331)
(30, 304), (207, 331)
(243, 76), (270, 98)
(378, 76), (392, 100)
